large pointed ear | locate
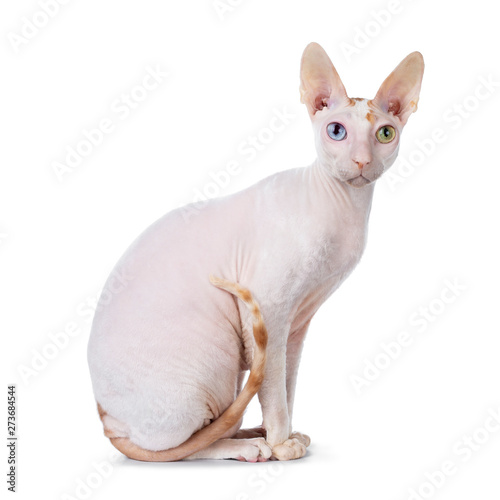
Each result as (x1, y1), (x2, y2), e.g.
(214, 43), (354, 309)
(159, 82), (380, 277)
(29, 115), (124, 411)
(299, 42), (350, 117)
(371, 52), (424, 125)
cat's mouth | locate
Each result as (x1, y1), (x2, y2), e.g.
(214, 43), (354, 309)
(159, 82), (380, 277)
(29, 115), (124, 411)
(346, 174), (371, 188)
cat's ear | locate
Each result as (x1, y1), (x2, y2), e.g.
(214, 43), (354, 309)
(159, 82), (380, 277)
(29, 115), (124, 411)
(371, 52), (424, 125)
(300, 42), (350, 117)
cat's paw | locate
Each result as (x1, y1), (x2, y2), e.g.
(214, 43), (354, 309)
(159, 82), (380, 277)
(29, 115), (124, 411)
(271, 437), (307, 461)
(290, 431), (311, 447)
(235, 438), (272, 462)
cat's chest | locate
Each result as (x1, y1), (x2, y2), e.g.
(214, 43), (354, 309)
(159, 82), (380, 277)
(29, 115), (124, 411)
(288, 217), (368, 329)
(309, 214), (367, 280)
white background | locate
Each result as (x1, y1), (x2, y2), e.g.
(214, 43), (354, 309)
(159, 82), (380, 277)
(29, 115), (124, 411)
(1, 1), (499, 499)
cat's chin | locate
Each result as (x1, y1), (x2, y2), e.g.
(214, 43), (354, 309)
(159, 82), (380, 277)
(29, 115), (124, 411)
(345, 175), (372, 188)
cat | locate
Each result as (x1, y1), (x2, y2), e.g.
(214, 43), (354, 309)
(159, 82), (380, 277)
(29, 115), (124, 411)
(87, 42), (424, 461)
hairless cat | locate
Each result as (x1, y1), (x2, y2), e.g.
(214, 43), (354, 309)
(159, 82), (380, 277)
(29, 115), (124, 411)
(88, 42), (424, 462)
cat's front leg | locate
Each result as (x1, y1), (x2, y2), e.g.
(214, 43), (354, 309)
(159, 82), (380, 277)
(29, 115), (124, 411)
(285, 322), (312, 449)
(258, 333), (307, 461)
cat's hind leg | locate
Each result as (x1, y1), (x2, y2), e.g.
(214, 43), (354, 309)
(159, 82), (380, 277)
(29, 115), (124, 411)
(233, 426), (267, 439)
(185, 437), (272, 462)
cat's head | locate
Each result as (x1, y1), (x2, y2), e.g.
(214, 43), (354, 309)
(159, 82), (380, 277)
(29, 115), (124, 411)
(300, 43), (424, 187)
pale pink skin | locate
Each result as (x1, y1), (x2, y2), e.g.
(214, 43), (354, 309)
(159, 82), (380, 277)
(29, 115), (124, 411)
(87, 43), (424, 461)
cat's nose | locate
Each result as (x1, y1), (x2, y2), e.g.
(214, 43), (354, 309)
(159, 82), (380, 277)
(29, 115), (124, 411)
(353, 159), (370, 170)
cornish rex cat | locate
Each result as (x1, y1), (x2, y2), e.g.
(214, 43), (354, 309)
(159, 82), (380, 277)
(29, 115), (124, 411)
(87, 42), (424, 462)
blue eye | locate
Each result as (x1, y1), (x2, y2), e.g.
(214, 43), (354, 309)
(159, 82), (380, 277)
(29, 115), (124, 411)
(327, 122), (347, 141)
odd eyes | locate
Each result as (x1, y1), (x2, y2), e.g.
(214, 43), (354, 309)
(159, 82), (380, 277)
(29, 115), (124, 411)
(376, 125), (396, 143)
(326, 122), (347, 141)
(327, 122), (396, 144)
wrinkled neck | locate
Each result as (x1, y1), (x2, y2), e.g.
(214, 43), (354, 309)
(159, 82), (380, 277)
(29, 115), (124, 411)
(308, 159), (375, 220)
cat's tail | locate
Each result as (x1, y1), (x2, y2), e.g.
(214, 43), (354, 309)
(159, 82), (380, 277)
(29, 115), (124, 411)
(105, 275), (267, 462)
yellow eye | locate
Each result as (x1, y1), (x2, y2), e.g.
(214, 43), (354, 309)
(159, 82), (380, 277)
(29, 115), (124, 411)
(376, 125), (396, 144)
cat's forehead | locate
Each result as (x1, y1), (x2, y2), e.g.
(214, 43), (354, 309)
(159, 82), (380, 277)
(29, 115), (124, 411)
(346, 98), (378, 123)
(317, 97), (387, 127)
